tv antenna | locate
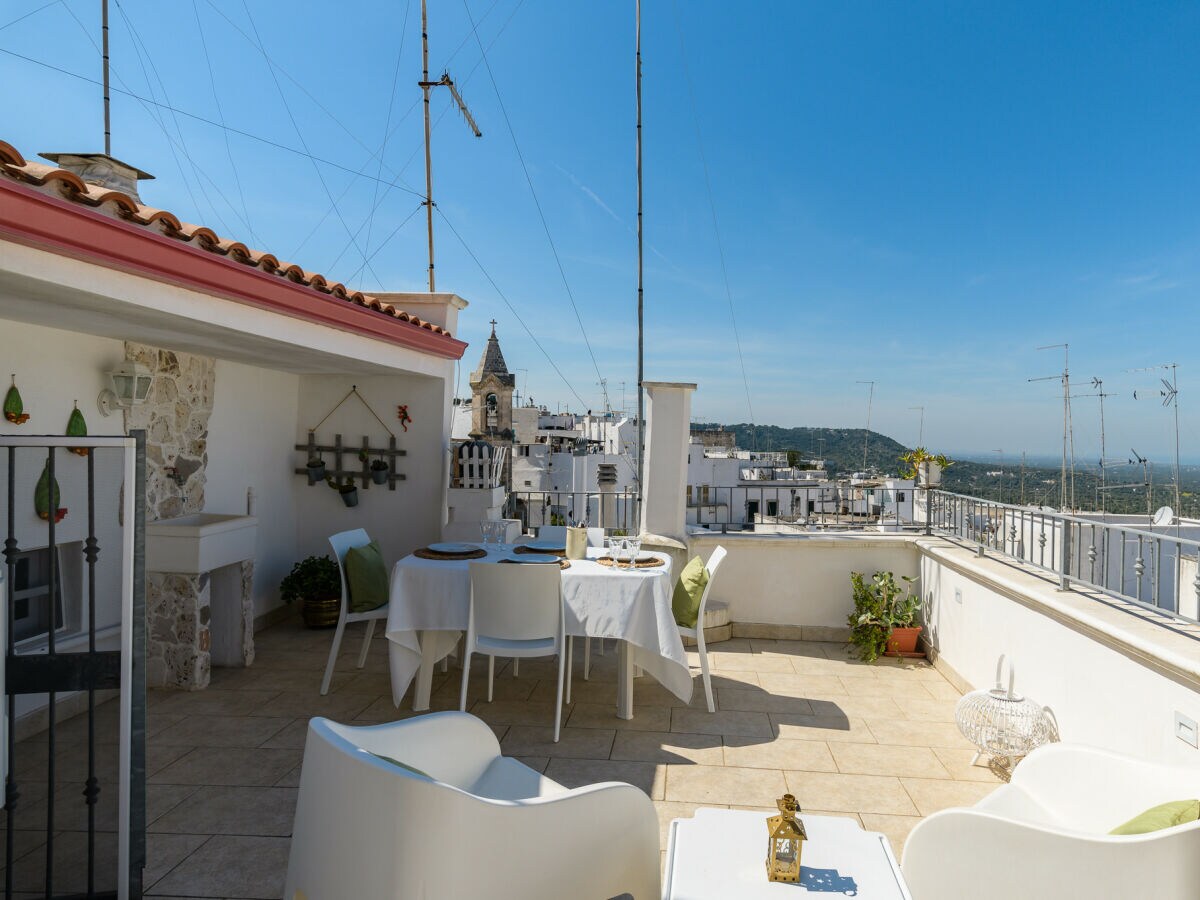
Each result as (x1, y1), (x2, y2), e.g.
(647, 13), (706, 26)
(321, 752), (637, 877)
(909, 406), (925, 447)
(1029, 343), (1076, 511)
(1129, 363), (1181, 521)
(418, 0), (482, 291)
(595, 378), (612, 415)
(1074, 377), (1118, 515)
(856, 380), (876, 470)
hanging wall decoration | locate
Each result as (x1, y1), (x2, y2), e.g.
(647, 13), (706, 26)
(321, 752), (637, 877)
(293, 386), (406, 500)
(4, 375), (29, 424)
(65, 401), (89, 456)
(35, 460), (67, 522)
(397, 404), (412, 432)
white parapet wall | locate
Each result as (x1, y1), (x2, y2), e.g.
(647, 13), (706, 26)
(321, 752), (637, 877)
(919, 538), (1200, 768)
(686, 532), (920, 637)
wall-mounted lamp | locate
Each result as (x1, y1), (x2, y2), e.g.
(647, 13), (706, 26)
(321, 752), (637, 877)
(97, 361), (153, 417)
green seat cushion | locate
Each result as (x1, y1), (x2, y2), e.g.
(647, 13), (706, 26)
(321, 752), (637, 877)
(1110, 799), (1200, 835)
(345, 541), (389, 613)
(368, 752), (431, 779)
(672, 555), (710, 629)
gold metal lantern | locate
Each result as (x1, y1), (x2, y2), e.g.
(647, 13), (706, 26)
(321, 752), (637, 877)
(766, 793), (807, 883)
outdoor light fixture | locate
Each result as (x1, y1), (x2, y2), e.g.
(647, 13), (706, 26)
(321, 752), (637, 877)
(97, 361), (153, 416)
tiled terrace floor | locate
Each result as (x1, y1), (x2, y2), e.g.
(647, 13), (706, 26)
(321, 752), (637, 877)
(7, 618), (1001, 898)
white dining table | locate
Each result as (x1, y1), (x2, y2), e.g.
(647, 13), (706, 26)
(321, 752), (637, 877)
(384, 544), (691, 719)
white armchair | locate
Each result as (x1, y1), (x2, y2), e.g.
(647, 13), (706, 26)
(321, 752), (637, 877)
(285, 712), (661, 900)
(902, 743), (1200, 900)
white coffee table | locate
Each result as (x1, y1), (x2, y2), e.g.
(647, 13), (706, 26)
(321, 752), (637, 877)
(663, 808), (912, 899)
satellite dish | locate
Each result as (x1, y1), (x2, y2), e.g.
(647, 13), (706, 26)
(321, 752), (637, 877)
(1152, 506), (1175, 527)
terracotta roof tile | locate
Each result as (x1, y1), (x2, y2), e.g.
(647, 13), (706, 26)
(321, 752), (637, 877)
(0, 138), (453, 337)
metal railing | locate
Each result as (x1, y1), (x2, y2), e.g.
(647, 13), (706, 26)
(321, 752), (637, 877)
(928, 490), (1200, 624)
(684, 484), (920, 533)
(508, 490), (640, 535)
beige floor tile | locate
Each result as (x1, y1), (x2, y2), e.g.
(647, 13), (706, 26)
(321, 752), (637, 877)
(715, 688), (814, 716)
(757, 673), (848, 696)
(672, 708), (773, 738)
(611, 730), (725, 765)
(709, 652), (795, 673)
(807, 695), (905, 719)
(770, 714), (876, 744)
(860, 812), (922, 856)
(243, 690), (377, 721)
(787, 654), (873, 676)
(783, 771), (918, 816)
(545, 758), (665, 799)
(149, 785), (298, 836)
(723, 736), (836, 772)
(894, 697), (960, 723)
(152, 715), (292, 748)
(865, 719), (973, 749)
(830, 743), (952, 779)
(149, 689), (280, 717)
(467, 699), (573, 728)
(143, 832), (211, 890)
(931, 747), (1004, 782)
(515, 756), (549, 773)
(922, 681), (964, 701)
(872, 660), (948, 682)
(434, 671), (538, 703)
(149, 834), (290, 899)
(274, 765), (302, 788)
(150, 747), (301, 787)
(837, 676), (934, 699)
(665, 764), (787, 805)
(500, 725), (615, 760)
(900, 777), (999, 816)
(568, 702), (672, 732)
(258, 718), (311, 750)
(706, 669), (762, 689)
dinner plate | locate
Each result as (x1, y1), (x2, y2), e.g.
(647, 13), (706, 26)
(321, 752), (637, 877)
(507, 553), (560, 564)
(427, 542), (478, 554)
(526, 539), (565, 552)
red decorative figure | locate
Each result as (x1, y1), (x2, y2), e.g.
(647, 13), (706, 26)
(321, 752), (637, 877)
(397, 405), (412, 432)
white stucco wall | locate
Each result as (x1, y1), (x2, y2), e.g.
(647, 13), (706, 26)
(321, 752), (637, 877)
(293, 371), (452, 568)
(687, 532), (920, 629)
(920, 540), (1200, 767)
(205, 360), (300, 618)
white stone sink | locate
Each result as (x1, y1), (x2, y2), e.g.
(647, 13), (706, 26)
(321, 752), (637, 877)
(145, 513), (258, 574)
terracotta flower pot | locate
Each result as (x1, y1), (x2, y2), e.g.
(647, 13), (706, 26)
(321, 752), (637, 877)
(885, 625), (924, 657)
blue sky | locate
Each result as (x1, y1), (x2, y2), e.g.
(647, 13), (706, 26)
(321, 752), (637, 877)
(3, 1), (1200, 461)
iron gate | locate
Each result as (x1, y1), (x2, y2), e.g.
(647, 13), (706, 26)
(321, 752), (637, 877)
(1, 433), (145, 899)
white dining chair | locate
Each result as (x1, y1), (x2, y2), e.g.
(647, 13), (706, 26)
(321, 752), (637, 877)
(678, 545), (727, 713)
(320, 529), (390, 696)
(460, 562), (570, 741)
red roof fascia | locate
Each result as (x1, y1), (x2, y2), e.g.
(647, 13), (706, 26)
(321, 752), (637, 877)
(0, 177), (468, 360)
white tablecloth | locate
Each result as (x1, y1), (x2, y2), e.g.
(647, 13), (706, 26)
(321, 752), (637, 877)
(385, 545), (691, 708)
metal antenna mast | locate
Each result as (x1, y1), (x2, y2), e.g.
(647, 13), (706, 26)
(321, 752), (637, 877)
(419, 0), (481, 291)
(102, 0), (112, 154)
(635, 0), (645, 505)
(993, 449), (1005, 504)
(1130, 362), (1182, 518)
(1029, 343), (1074, 510)
(856, 381), (875, 470)
(908, 406), (924, 447)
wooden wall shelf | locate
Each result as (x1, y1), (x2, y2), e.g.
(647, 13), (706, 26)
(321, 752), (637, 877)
(294, 433), (406, 490)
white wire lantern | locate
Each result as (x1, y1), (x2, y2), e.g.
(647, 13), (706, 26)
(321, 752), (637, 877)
(955, 656), (1053, 767)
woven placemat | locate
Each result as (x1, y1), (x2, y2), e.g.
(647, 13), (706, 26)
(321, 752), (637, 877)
(500, 558), (571, 570)
(595, 555), (665, 569)
(514, 544), (566, 558)
(414, 547), (487, 561)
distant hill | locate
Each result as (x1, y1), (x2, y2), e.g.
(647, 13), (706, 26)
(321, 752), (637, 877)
(699, 423), (910, 476)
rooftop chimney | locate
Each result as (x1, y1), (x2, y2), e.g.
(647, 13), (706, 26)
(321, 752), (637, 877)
(39, 152), (154, 203)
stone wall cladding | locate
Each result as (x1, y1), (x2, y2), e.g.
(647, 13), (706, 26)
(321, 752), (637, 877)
(124, 342), (214, 522)
(129, 342), (224, 688)
(146, 572), (211, 690)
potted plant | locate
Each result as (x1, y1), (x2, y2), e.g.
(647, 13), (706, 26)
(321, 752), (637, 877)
(847, 570), (922, 662)
(370, 458), (390, 485)
(327, 477), (359, 507)
(281, 555), (342, 628)
(306, 455), (326, 484)
(899, 447), (953, 487)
